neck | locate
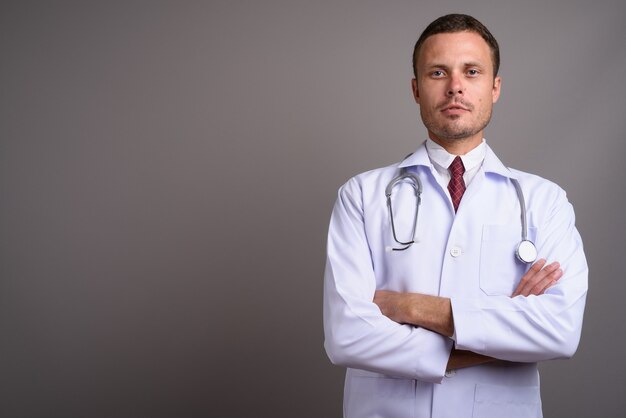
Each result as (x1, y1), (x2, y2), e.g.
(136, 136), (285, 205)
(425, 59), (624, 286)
(429, 134), (483, 155)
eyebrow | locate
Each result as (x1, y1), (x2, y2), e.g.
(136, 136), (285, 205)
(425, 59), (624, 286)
(463, 61), (486, 69)
(425, 61), (486, 70)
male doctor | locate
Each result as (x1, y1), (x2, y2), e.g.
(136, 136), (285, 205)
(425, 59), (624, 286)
(323, 14), (587, 418)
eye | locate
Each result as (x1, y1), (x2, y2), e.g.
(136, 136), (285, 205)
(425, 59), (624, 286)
(431, 70), (445, 78)
(467, 69), (480, 76)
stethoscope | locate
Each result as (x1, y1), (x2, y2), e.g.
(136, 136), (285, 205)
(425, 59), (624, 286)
(385, 166), (538, 264)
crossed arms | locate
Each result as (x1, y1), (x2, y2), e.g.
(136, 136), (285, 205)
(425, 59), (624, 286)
(323, 176), (587, 382)
(373, 259), (563, 370)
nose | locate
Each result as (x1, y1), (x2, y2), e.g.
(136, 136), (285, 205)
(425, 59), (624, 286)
(446, 74), (464, 97)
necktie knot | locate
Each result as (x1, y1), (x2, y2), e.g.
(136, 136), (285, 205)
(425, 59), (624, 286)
(449, 156), (465, 177)
(448, 156), (466, 213)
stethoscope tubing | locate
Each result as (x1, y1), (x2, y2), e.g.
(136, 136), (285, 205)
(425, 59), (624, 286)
(386, 166), (537, 263)
(385, 170), (422, 250)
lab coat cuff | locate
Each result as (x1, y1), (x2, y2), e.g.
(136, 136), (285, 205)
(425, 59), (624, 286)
(450, 298), (485, 352)
(413, 330), (453, 383)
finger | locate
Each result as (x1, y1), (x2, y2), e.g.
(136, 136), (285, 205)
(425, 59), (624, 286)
(514, 261), (559, 297)
(527, 258), (547, 274)
(516, 262), (561, 297)
(512, 259), (546, 297)
(529, 268), (563, 295)
(521, 262), (560, 296)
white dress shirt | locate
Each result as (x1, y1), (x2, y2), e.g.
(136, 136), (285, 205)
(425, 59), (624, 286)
(425, 138), (486, 188)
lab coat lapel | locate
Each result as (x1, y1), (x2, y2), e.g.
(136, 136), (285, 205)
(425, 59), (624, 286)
(398, 141), (431, 170)
(398, 142), (517, 214)
(398, 142), (452, 205)
(454, 144), (516, 213)
(482, 145), (517, 179)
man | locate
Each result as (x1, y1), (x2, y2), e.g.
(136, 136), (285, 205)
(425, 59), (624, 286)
(323, 14), (587, 418)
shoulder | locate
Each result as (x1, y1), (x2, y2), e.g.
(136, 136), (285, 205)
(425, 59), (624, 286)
(508, 167), (565, 195)
(506, 167), (572, 217)
(337, 162), (401, 198)
(327, 163), (399, 222)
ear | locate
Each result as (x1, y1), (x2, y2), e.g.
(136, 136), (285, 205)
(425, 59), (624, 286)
(411, 78), (420, 104)
(492, 76), (502, 104)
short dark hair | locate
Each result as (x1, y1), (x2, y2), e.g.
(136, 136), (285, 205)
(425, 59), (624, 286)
(412, 14), (500, 78)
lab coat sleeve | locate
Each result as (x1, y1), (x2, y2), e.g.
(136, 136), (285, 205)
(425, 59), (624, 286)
(452, 185), (588, 362)
(323, 178), (452, 383)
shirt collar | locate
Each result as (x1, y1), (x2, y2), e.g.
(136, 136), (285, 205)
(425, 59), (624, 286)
(425, 138), (486, 173)
(398, 139), (517, 179)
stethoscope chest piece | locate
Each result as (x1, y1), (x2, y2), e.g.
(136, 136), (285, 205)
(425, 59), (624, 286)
(516, 240), (537, 264)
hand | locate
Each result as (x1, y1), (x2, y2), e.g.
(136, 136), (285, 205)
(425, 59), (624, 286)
(447, 348), (496, 370)
(512, 259), (563, 297)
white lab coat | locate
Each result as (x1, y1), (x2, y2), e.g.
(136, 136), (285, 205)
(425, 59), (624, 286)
(323, 142), (587, 418)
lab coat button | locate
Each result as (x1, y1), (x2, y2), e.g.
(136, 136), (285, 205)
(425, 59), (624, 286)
(450, 246), (462, 257)
(445, 369), (456, 378)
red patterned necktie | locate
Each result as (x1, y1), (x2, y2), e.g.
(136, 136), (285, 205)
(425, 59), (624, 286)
(448, 156), (466, 212)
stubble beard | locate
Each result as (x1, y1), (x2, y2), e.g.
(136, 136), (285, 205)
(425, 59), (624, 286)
(421, 107), (493, 142)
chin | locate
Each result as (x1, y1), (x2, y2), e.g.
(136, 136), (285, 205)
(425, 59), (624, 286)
(433, 126), (478, 141)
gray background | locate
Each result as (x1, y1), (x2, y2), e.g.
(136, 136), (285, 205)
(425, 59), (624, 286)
(1, 0), (624, 417)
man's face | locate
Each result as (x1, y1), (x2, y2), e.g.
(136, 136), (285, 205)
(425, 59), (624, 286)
(412, 31), (501, 148)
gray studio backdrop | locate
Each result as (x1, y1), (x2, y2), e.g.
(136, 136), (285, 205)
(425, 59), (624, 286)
(1, 1), (625, 417)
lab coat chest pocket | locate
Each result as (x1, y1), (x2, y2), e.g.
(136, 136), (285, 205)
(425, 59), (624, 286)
(472, 384), (541, 418)
(479, 225), (537, 296)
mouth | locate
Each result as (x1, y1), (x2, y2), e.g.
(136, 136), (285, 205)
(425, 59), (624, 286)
(441, 102), (470, 111)
(441, 103), (470, 115)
